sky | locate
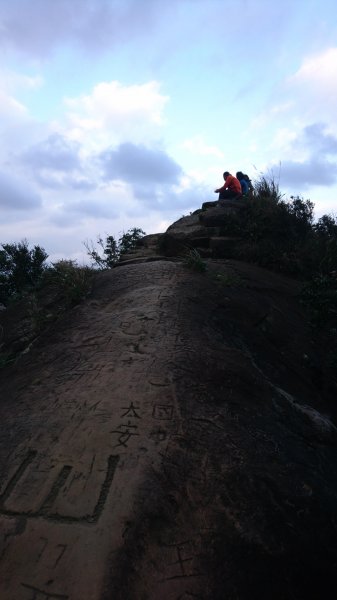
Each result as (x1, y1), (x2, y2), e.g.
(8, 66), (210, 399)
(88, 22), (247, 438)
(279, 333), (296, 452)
(1, 0), (337, 264)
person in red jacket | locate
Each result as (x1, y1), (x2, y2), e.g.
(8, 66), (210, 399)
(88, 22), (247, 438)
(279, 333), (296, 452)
(215, 171), (242, 200)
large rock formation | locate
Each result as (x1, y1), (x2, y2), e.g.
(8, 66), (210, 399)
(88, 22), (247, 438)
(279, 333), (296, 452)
(0, 207), (336, 599)
(160, 201), (246, 258)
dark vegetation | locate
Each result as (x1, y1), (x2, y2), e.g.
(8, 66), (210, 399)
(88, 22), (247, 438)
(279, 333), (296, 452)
(208, 176), (337, 375)
(84, 228), (146, 269)
(0, 179), (336, 372)
(183, 247), (208, 272)
(0, 229), (145, 368)
(0, 240), (48, 304)
(221, 178), (336, 279)
(0, 228), (146, 306)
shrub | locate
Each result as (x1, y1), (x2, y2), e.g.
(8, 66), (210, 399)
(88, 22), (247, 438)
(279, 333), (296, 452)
(228, 178), (325, 276)
(44, 260), (94, 307)
(314, 214), (337, 238)
(183, 248), (207, 272)
(312, 214), (337, 275)
(252, 174), (282, 203)
(0, 240), (48, 304)
(84, 228), (146, 269)
(118, 228), (146, 255)
(288, 196), (314, 237)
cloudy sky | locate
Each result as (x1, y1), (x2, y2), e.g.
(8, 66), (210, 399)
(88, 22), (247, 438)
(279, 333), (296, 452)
(1, 0), (337, 263)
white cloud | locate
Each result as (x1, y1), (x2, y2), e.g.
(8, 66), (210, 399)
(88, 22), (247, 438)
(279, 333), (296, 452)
(291, 47), (337, 94)
(270, 123), (337, 190)
(250, 49), (337, 143)
(65, 80), (167, 125)
(4, 79), (173, 200)
(0, 70), (45, 163)
(250, 102), (293, 131)
(272, 128), (297, 148)
(0, 69), (43, 93)
(0, 90), (27, 118)
(182, 135), (225, 159)
(250, 48), (337, 191)
(0, 68), (203, 237)
(62, 80), (169, 150)
(287, 47), (337, 123)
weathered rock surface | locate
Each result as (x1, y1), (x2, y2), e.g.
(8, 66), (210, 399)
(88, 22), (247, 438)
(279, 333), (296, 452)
(117, 233), (166, 265)
(0, 253), (337, 599)
(161, 201), (246, 258)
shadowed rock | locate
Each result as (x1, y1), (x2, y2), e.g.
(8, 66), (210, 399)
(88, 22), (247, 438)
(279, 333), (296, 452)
(161, 201), (246, 258)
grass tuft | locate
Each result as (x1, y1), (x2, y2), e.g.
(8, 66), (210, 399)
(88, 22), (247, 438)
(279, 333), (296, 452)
(183, 248), (207, 272)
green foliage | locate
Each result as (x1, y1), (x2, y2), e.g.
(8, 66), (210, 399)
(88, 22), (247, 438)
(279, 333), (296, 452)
(84, 235), (118, 269)
(241, 195), (314, 246)
(84, 228), (146, 269)
(0, 240), (48, 304)
(0, 257), (95, 369)
(311, 214), (337, 274)
(19, 260), (94, 338)
(289, 196), (314, 232)
(45, 260), (94, 307)
(183, 248), (207, 272)
(314, 214), (337, 238)
(224, 176), (329, 276)
(119, 228), (146, 255)
(252, 174), (282, 203)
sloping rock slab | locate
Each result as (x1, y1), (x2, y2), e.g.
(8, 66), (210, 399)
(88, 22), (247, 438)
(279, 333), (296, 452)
(115, 255), (175, 267)
(0, 260), (336, 599)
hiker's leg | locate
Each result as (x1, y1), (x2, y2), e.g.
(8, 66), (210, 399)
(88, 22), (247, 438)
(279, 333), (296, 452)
(219, 189), (236, 200)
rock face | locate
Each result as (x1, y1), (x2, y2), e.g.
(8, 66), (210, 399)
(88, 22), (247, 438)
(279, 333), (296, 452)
(161, 201), (246, 258)
(0, 213), (337, 599)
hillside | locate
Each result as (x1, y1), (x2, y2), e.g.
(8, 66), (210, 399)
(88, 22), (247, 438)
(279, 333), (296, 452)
(0, 205), (337, 599)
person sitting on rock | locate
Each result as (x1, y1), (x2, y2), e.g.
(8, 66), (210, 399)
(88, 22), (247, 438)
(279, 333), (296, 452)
(236, 171), (249, 196)
(237, 171), (254, 196)
(214, 171), (242, 201)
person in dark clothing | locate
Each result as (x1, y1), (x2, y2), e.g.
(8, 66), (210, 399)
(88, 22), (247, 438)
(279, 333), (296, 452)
(215, 171), (242, 200)
(236, 171), (249, 196)
(236, 171), (254, 196)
